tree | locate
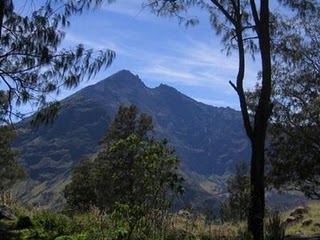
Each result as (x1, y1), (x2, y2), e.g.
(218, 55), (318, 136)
(64, 105), (183, 238)
(222, 161), (250, 222)
(267, 15), (320, 199)
(144, 1), (320, 239)
(0, 0), (115, 124)
(63, 157), (96, 212)
(0, 124), (25, 192)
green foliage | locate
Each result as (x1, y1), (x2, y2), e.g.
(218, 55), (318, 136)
(101, 104), (153, 144)
(220, 161), (250, 222)
(1, 210), (290, 240)
(0, 0), (115, 123)
(264, 211), (285, 240)
(64, 158), (96, 212)
(65, 105), (183, 238)
(18, 210), (73, 239)
(268, 15), (320, 199)
(0, 125), (25, 192)
(33, 211), (72, 235)
(55, 234), (88, 240)
(0, 200), (293, 240)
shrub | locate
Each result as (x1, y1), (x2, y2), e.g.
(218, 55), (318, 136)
(265, 211), (285, 240)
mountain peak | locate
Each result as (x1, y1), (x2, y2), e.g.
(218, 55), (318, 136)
(81, 70), (146, 95)
(101, 69), (145, 88)
(155, 83), (180, 94)
(112, 69), (136, 78)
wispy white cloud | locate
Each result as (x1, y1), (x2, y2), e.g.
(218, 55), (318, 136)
(101, 0), (156, 22)
(172, 39), (239, 71)
(132, 40), (235, 90)
(64, 28), (259, 94)
(142, 65), (196, 82)
(137, 37), (259, 91)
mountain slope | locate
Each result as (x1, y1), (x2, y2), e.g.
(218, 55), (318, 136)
(14, 70), (250, 209)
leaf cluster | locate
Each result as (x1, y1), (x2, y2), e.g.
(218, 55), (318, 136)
(0, 125), (25, 191)
(220, 161), (250, 222)
(267, 15), (320, 199)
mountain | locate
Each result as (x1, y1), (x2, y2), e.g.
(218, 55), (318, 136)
(13, 70), (251, 209)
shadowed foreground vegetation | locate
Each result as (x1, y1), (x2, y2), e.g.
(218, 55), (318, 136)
(1, 192), (320, 240)
(0, 197), (250, 240)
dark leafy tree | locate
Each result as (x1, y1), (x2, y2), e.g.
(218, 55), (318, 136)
(220, 161), (250, 222)
(0, 124), (25, 192)
(0, 0), (115, 124)
(226, 161), (250, 222)
(65, 105), (183, 237)
(0, 91), (24, 191)
(100, 104), (153, 145)
(267, 15), (320, 199)
(63, 157), (96, 212)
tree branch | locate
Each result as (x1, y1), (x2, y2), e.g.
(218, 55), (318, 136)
(210, 0), (236, 25)
(250, 0), (260, 26)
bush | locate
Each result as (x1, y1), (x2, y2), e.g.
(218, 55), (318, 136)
(34, 211), (72, 235)
(265, 211), (285, 240)
(19, 210), (74, 239)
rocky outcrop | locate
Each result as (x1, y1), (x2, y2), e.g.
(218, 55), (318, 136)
(284, 206), (309, 226)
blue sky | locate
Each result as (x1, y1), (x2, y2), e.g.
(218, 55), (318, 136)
(22, 0), (262, 110)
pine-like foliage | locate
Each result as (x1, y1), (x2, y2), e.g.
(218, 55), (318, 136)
(0, 0), (115, 124)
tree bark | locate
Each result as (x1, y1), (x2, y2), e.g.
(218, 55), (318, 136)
(248, 138), (266, 240)
(247, 1), (272, 240)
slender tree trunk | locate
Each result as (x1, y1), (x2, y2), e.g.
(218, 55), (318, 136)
(248, 138), (266, 240)
(248, 1), (272, 240)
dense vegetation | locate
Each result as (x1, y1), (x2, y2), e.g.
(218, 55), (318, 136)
(267, 15), (320, 200)
(220, 161), (250, 223)
(0, 195), (289, 240)
(0, 125), (25, 191)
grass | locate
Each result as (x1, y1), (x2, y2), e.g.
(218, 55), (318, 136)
(4, 192), (320, 239)
(285, 202), (320, 236)
(0, 201), (252, 240)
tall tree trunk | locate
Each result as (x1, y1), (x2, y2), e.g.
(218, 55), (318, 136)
(248, 1), (272, 240)
(248, 138), (266, 240)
